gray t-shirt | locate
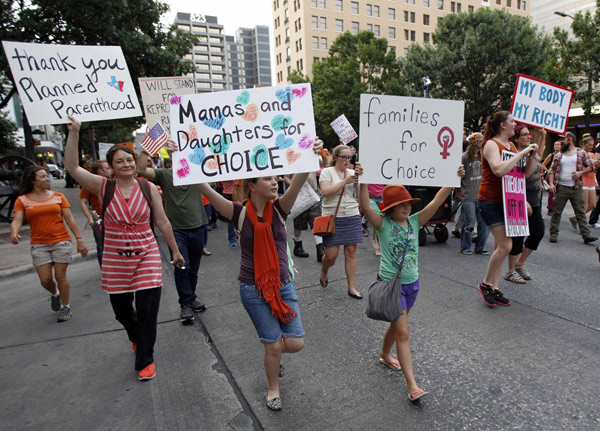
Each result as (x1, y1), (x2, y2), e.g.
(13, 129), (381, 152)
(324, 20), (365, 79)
(461, 152), (482, 202)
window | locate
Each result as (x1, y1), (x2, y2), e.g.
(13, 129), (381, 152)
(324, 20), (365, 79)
(423, 32), (430, 43)
(296, 59), (303, 70)
(286, 47), (291, 58)
(451, 1), (455, 12)
(518, 0), (526, 10)
(404, 10), (409, 21)
(311, 0), (317, 6)
(319, 0), (326, 7)
(320, 16), (327, 29)
(388, 8), (395, 20)
(438, 0), (443, 9)
(410, 30), (415, 41)
(335, 0), (343, 11)
(403, 47), (409, 56)
(457, 2), (461, 12)
(312, 36), (319, 49)
(374, 24), (380, 36)
(468, 5), (474, 12)
(404, 29), (409, 40)
(423, 14), (430, 25)
(496, 0), (501, 4)
(335, 19), (344, 32)
(274, 18), (278, 29)
(295, 38), (303, 51)
(351, 21), (359, 33)
(423, 0), (430, 6)
(410, 11), (415, 22)
(320, 37), (327, 50)
(367, 23), (373, 32)
(314, 57), (320, 63)
(312, 15), (318, 28)
(374, 5), (380, 17)
(389, 27), (396, 39)
(366, 4), (372, 16)
(506, 0), (511, 6)
(285, 28), (290, 40)
(295, 18), (302, 31)
(351, 1), (359, 13)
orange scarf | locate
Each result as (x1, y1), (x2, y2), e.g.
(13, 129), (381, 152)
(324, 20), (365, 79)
(246, 199), (296, 323)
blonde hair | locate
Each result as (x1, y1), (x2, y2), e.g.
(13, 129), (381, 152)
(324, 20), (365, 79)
(327, 144), (351, 167)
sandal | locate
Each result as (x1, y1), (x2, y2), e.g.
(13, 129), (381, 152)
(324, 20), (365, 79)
(319, 270), (328, 287)
(203, 249), (212, 256)
(515, 265), (531, 280)
(504, 271), (526, 284)
(379, 355), (401, 371)
(266, 396), (282, 411)
(408, 388), (429, 402)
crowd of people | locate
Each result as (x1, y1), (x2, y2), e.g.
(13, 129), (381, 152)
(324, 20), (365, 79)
(9, 111), (600, 408)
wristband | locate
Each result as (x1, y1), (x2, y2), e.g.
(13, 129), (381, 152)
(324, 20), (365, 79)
(76, 237), (83, 240)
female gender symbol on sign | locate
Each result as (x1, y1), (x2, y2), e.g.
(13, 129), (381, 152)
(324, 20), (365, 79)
(437, 126), (454, 159)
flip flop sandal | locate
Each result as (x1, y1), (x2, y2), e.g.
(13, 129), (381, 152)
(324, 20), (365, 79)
(408, 389), (429, 402)
(379, 356), (401, 371)
(320, 271), (328, 287)
(504, 271), (526, 284)
(515, 266), (531, 280)
(203, 249), (212, 256)
(266, 396), (282, 411)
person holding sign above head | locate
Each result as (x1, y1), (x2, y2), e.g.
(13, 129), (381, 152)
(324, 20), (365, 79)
(318, 145), (364, 299)
(547, 132), (598, 244)
(191, 140), (323, 411)
(137, 141), (209, 324)
(64, 116), (185, 382)
(358, 163), (465, 402)
(476, 111), (539, 307)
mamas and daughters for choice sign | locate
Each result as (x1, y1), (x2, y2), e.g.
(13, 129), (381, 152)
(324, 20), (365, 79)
(358, 94), (464, 187)
(2, 41), (142, 125)
(510, 73), (574, 135)
(170, 84), (319, 185)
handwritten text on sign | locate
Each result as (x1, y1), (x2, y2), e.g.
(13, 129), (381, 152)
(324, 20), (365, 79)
(358, 94), (464, 187)
(170, 84), (319, 185)
(502, 151), (529, 237)
(510, 74), (574, 135)
(138, 76), (195, 136)
(1, 41), (142, 125)
(330, 114), (357, 144)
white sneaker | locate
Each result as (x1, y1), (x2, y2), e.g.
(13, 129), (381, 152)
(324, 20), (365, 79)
(593, 223), (600, 229)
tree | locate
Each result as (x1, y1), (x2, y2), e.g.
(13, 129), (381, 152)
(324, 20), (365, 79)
(0, 0), (196, 158)
(553, 1), (600, 133)
(402, 8), (556, 132)
(294, 31), (406, 148)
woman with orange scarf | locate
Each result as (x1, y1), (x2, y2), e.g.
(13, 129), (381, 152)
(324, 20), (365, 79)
(194, 141), (322, 411)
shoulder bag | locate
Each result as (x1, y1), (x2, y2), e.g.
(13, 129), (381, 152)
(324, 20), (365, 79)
(312, 186), (344, 237)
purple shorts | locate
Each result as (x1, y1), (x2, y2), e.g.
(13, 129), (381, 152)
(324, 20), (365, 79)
(401, 279), (420, 310)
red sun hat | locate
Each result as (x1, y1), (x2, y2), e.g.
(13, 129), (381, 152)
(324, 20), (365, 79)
(378, 185), (420, 212)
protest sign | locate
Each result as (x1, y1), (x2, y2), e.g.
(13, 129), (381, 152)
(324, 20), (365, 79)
(138, 76), (195, 136)
(510, 73), (574, 135)
(501, 151), (529, 237)
(358, 94), (464, 187)
(98, 142), (113, 160)
(1, 41), (142, 125)
(330, 114), (357, 144)
(170, 84), (319, 185)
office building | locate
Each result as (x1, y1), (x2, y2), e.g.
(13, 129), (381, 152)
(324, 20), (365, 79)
(273, 0), (530, 83)
(530, 0), (596, 36)
(227, 26), (273, 90)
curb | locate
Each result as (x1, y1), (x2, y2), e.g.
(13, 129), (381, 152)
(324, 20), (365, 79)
(0, 250), (98, 279)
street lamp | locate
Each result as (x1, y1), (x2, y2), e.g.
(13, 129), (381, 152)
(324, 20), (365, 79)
(554, 11), (574, 19)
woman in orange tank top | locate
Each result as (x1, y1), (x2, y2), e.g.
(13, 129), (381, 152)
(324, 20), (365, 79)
(476, 111), (538, 308)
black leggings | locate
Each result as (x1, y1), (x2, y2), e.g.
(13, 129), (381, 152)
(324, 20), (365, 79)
(109, 287), (162, 371)
(510, 205), (545, 255)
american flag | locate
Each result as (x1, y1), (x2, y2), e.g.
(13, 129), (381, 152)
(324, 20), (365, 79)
(140, 123), (169, 155)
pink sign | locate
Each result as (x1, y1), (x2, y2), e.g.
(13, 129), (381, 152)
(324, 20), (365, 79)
(502, 151), (529, 237)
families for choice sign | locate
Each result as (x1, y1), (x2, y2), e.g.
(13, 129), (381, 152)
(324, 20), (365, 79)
(2, 41), (142, 125)
(502, 151), (529, 237)
(358, 94), (464, 187)
(510, 73), (574, 134)
(138, 76), (195, 136)
(170, 84), (319, 185)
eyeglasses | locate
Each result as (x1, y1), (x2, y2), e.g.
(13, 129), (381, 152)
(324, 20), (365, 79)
(337, 155), (352, 160)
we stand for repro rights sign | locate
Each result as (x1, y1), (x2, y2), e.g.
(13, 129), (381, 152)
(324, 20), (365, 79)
(358, 94), (464, 187)
(510, 74), (574, 135)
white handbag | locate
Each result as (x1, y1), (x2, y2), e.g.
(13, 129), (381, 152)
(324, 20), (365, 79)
(289, 182), (320, 219)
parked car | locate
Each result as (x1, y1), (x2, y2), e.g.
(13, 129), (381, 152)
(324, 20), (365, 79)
(47, 164), (63, 179)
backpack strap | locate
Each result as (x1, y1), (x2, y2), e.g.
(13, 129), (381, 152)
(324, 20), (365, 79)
(237, 203), (285, 234)
(136, 178), (154, 232)
(101, 179), (116, 219)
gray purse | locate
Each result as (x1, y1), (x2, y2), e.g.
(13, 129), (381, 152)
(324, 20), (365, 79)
(365, 224), (411, 322)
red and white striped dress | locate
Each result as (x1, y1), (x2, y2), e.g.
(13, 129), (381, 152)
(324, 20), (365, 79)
(100, 178), (162, 293)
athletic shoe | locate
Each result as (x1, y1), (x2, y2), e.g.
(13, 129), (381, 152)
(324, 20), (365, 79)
(57, 306), (71, 322)
(180, 306), (195, 323)
(460, 250), (473, 255)
(138, 363), (156, 381)
(549, 234), (558, 243)
(50, 294), (61, 312)
(229, 240), (237, 247)
(191, 300), (206, 312)
(593, 223), (600, 229)
(475, 250), (491, 255)
(477, 282), (497, 306)
(492, 289), (511, 306)
(569, 216), (578, 231)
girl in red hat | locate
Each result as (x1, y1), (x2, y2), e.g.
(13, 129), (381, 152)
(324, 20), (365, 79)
(358, 163), (464, 402)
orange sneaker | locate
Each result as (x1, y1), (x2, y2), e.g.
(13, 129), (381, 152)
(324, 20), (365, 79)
(131, 342), (137, 353)
(138, 363), (156, 381)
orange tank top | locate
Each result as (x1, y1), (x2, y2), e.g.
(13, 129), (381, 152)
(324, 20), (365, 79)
(477, 139), (517, 202)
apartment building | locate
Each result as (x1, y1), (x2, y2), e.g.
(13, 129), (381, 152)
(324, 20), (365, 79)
(175, 13), (272, 92)
(273, 0), (530, 84)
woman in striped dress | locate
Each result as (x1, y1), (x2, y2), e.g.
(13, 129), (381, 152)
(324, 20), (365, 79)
(64, 116), (184, 381)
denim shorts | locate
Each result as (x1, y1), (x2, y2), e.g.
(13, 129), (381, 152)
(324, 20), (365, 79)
(240, 280), (304, 343)
(477, 200), (505, 229)
(31, 241), (72, 267)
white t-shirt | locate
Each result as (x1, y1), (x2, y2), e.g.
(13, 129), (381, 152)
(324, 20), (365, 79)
(558, 153), (577, 187)
(319, 167), (360, 217)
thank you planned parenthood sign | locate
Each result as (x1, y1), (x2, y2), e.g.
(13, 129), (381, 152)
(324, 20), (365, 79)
(358, 94), (464, 187)
(510, 73), (574, 135)
(2, 41), (142, 125)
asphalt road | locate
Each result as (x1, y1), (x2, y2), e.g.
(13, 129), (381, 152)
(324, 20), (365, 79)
(1, 196), (599, 431)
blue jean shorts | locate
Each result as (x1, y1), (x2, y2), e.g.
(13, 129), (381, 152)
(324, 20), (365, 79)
(477, 200), (505, 229)
(240, 280), (305, 343)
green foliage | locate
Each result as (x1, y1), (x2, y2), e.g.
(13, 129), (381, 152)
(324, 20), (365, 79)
(402, 8), (555, 132)
(0, 110), (18, 155)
